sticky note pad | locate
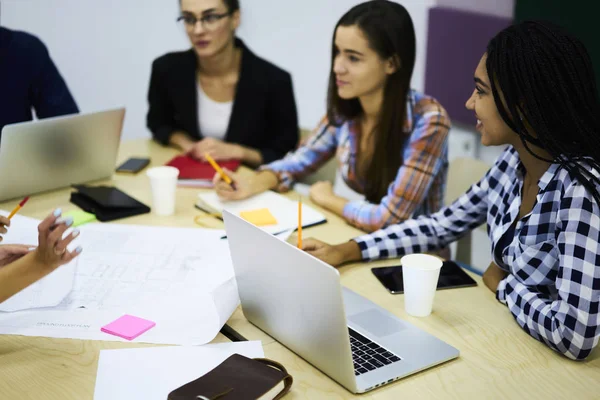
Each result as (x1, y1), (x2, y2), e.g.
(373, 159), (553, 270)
(101, 315), (156, 341)
(63, 210), (97, 227)
(239, 208), (278, 226)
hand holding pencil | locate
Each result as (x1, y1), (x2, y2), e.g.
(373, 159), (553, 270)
(0, 196), (30, 242)
(210, 155), (255, 202)
(205, 153), (236, 190)
(0, 215), (9, 242)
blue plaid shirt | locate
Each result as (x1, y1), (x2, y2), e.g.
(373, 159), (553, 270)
(355, 147), (600, 360)
(263, 90), (450, 232)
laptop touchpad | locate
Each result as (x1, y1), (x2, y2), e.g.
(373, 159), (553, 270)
(349, 309), (406, 338)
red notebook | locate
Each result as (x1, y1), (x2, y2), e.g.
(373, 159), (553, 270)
(165, 155), (241, 187)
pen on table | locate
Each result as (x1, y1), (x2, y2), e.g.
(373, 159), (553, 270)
(205, 153), (236, 190)
(7, 196), (30, 220)
(298, 198), (302, 249)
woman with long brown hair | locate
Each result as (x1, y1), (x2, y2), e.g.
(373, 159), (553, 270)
(214, 0), (450, 232)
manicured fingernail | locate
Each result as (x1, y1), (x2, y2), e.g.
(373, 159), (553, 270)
(72, 229), (80, 238)
(53, 208), (62, 217)
(64, 217), (74, 227)
(75, 246), (83, 253)
(28, 247), (36, 251)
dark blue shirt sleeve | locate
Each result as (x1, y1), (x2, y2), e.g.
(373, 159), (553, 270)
(30, 39), (79, 119)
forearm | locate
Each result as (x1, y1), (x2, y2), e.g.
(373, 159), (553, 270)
(0, 253), (51, 303)
(248, 170), (280, 196)
(169, 131), (195, 152)
(497, 274), (598, 360)
(342, 200), (404, 233)
(320, 195), (349, 217)
(336, 241), (363, 265)
(236, 145), (263, 168)
(350, 211), (467, 262)
(262, 122), (337, 190)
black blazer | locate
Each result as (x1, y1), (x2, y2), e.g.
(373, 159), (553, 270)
(147, 39), (299, 163)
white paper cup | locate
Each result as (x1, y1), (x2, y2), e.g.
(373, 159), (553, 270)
(146, 166), (179, 216)
(401, 254), (443, 317)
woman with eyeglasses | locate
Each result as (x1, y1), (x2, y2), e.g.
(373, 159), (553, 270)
(147, 0), (298, 166)
(214, 1), (450, 233)
(299, 21), (600, 360)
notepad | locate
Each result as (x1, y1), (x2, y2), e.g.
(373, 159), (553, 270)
(196, 191), (326, 235)
(63, 210), (97, 227)
(101, 315), (156, 341)
(239, 208), (278, 226)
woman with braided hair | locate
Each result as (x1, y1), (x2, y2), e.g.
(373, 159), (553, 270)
(300, 21), (600, 360)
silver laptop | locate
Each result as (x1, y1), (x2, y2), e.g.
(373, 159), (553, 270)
(223, 211), (459, 394)
(0, 108), (125, 202)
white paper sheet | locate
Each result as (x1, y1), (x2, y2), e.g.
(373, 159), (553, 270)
(0, 212), (78, 312)
(197, 190), (326, 235)
(0, 223), (240, 345)
(94, 341), (264, 400)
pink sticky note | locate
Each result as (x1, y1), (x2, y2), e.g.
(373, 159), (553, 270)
(101, 314), (156, 341)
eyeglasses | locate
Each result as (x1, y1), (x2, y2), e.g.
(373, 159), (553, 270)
(177, 12), (232, 31)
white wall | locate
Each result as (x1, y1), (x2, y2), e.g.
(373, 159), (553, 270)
(1, 0), (435, 140)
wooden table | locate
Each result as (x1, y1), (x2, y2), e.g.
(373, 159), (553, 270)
(1, 139), (599, 399)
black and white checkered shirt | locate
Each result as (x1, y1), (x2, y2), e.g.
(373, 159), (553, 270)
(354, 147), (600, 360)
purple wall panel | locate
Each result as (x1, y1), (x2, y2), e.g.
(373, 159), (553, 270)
(424, 7), (511, 126)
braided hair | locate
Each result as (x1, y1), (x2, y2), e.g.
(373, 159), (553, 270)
(486, 21), (600, 205)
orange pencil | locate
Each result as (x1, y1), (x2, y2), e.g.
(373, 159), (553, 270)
(298, 198), (302, 249)
(8, 196), (30, 220)
(205, 153), (236, 190)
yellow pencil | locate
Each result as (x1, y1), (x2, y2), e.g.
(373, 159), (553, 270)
(7, 196), (30, 220)
(205, 153), (236, 190)
(298, 198), (302, 249)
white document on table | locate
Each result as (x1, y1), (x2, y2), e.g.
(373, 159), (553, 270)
(0, 222), (240, 345)
(196, 190), (326, 235)
(0, 212), (78, 312)
(94, 341), (264, 400)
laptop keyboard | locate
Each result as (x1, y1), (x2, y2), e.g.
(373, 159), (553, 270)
(349, 328), (401, 376)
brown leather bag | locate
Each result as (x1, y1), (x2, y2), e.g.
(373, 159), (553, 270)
(167, 354), (293, 400)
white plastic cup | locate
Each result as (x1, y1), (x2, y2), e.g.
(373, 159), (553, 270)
(401, 254), (443, 317)
(146, 166), (179, 216)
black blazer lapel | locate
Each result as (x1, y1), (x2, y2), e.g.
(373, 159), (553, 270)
(179, 49), (201, 139)
(225, 39), (256, 144)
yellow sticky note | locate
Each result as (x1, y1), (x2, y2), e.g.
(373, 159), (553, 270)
(239, 208), (278, 226)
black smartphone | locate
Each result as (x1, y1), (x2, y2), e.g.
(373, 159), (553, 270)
(371, 260), (477, 294)
(116, 158), (150, 174)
